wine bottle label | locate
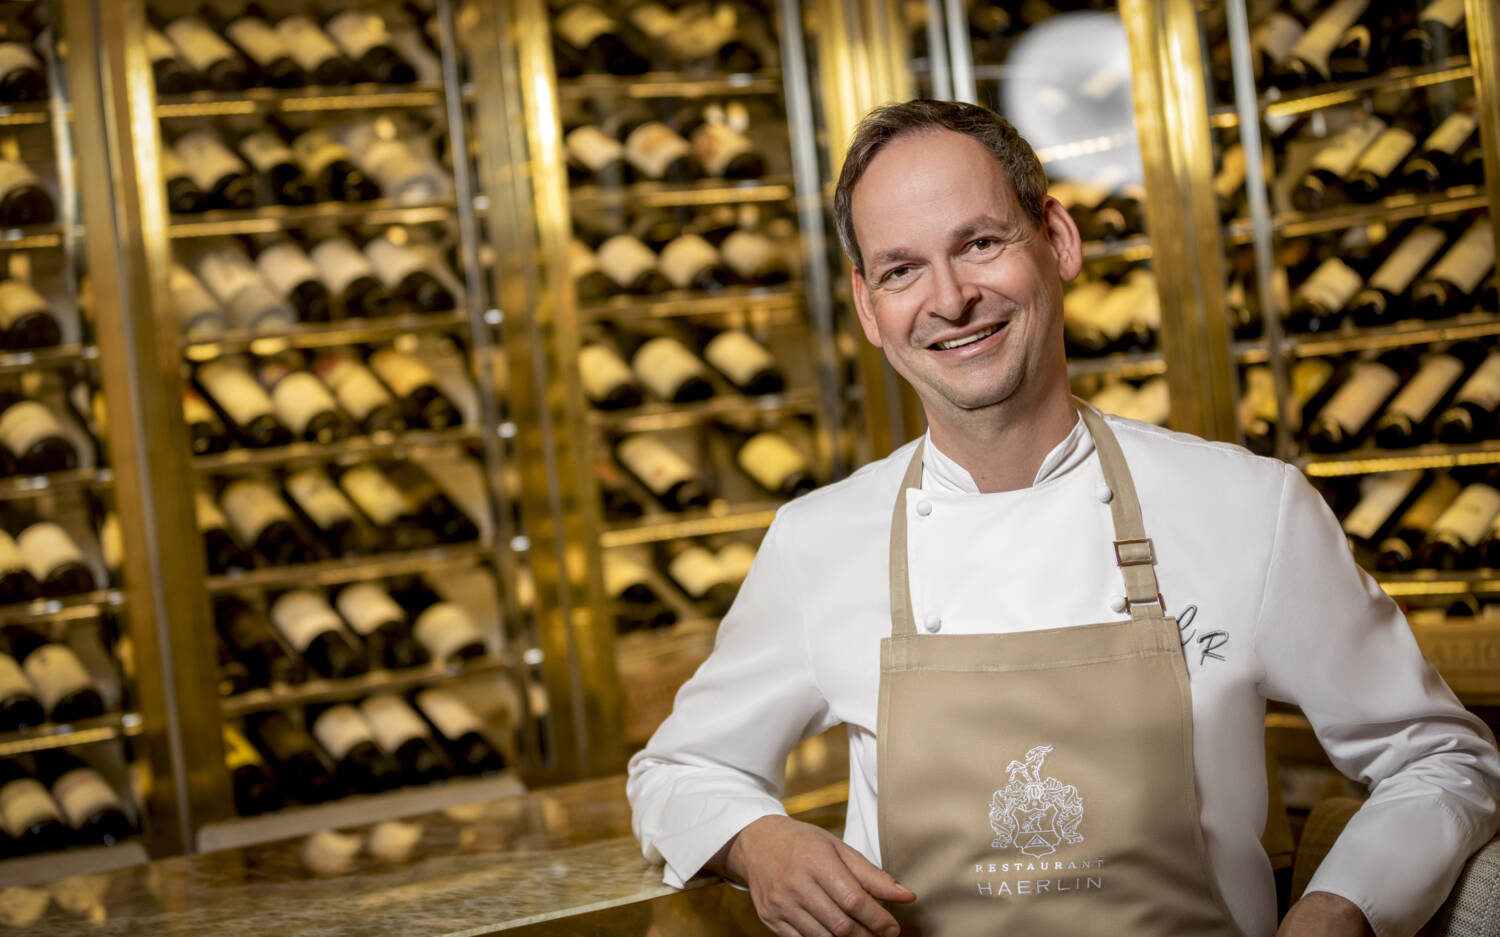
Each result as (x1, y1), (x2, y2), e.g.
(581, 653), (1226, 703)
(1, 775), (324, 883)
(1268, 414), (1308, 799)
(415, 687), (483, 739)
(269, 371), (338, 436)
(287, 468), (355, 529)
(628, 2), (678, 40)
(0, 778), (61, 838)
(291, 130), (352, 179)
(721, 231), (782, 280)
(145, 27), (179, 65)
(1456, 354), (1500, 412)
(325, 11), (390, 59)
(334, 582), (405, 637)
(564, 127), (625, 174)
(52, 767), (123, 829)
(668, 545), (730, 597)
(625, 123), (693, 180)
(164, 17), (238, 73)
(314, 356), (393, 421)
(22, 644), (91, 712)
(1121, 377), (1171, 426)
(569, 239), (601, 280)
(705, 331), (777, 389)
(340, 465), (408, 525)
(237, 131), (296, 175)
(1213, 144), (1247, 200)
(554, 5), (616, 48)
(195, 248), (267, 308)
(1290, 0), (1369, 79)
(1428, 220), (1495, 294)
(617, 435), (693, 496)
(0, 43), (41, 78)
(1388, 354), (1465, 423)
(1369, 226), (1446, 296)
(222, 725), (264, 770)
(659, 235), (722, 290)
(692, 123), (754, 178)
(271, 589), (345, 654)
(1296, 258), (1363, 313)
(578, 344), (637, 403)
(363, 238), (431, 287)
(0, 400), (62, 457)
(1310, 114), (1386, 177)
(0, 653), (29, 702)
(169, 264), (219, 317)
(226, 17), (291, 66)
(716, 542), (757, 582)
(1434, 484), (1500, 548)
(738, 432), (809, 492)
(160, 143), (190, 183)
(675, 13), (735, 58)
(413, 602), (483, 660)
(221, 479), (293, 544)
(1322, 361), (1401, 431)
(312, 704), (373, 759)
(276, 16), (344, 71)
(16, 522), (84, 583)
(1354, 127), (1418, 177)
(0, 158), (42, 196)
(1422, 111), (1477, 157)
(596, 236), (658, 287)
(602, 552), (652, 597)
(309, 238), (376, 295)
(197, 359), (276, 429)
(194, 489), (230, 533)
(633, 337), (708, 399)
(1344, 470), (1424, 541)
(174, 130), (249, 193)
(255, 243), (322, 300)
(1252, 13), (1305, 68)
(1422, 0), (1465, 29)
(368, 349), (436, 398)
(1294, 358), (1337, 410)
(360, 696), (429, 752)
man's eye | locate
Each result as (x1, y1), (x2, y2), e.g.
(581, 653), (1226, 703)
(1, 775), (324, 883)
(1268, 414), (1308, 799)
(884, 265), (912, 282)
(971, 238), (995, 251)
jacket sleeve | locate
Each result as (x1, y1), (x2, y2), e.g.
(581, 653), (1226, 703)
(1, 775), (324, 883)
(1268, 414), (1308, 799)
(1255, 463), (1500, 937)
(627, 510), (835, 888)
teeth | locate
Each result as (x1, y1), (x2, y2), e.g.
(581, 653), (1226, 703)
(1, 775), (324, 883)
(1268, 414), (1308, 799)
(935, 324), (1000, 350)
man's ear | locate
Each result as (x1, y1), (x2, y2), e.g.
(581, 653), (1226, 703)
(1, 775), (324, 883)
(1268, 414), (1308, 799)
(851, 266), (884, 348)
(1041, 196), (1083, 283)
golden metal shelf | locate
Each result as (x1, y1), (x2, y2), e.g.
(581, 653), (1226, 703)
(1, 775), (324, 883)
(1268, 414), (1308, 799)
(1378, 572), (1500, 597)
(180, 310), (468, 360)
(0, 342), (97, 375)
(600, 502), (781, 549)
(0, 840), (149, 890)
(1278, 311), (1500, 358)
(205, 542), (490, 594)
(155, 84), (446, 119)
(221, 653), (512, 718)
(0, 589), (125, 629)
(169, 198), (458, 239)
(0, 222), (65, 251)
(0, 465), (112, 500)
(193, 425), (481, 474)
(1080, 236), (1152, 263)
(1301, 441), (1500, 478)
(0, 710), (142, 759)
(589, 388), (821, 433)
(558, 69), (784, 100)
(580, 284), (803, 322)
(1224, 186), (1488, 245)
(1067, 351), (1165, 380)
(0, 101), (50, 127)
(1407, 617), (1500, 705)
(1209, 58), (1474, 129)
(569, 175), (794, 209)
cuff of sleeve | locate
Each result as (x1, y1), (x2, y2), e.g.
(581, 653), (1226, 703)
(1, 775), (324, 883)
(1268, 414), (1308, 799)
(1304, 799), (1478, 937)
(654, 798), (789, 889)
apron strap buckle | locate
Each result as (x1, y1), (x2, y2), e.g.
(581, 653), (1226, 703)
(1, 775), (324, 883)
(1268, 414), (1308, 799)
(1114, 537), (1156, 567)
(1126, 591), (1166, 610)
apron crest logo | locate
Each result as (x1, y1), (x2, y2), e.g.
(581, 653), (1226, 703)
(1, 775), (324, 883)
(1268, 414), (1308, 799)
(988, 745), (1084, 858)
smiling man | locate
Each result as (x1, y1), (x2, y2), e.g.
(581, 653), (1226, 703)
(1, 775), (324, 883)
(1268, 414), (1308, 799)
(627, 99), (1500, 937)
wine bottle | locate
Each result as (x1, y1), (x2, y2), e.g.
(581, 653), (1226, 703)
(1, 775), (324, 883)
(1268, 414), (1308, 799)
(312, 6), (416, 84)
(412, 687), (505, 774)
(284, 467), (383, 557)
(1478, 512), (1500, 569)
(1400, 0), (1467, 65)
(0, 42), (43, 103)
(661, 540), (736, 615)
(1286, 255), (1364, 334)
(0, 156), (54, 226)
(36, 750), (132, 846)
(715, 540), (757, 588)
(222, 724), (283, 815)
(1283, 0), (1370, 86)
(183, 388), (230, 456)
(18, 639), (103, 722)
(1348, 225), (1448, 326)
(168, 263), (226, 342)
(1347, 113), (1424, 203)
(219, 476), (315, 566)
(671, 107), (765, 180)
(610, 109), (704, 182)
(16, 520), (96, 597)
(1418, 480), (1500, 569)
(603, 551), (675, 631)
(336, 463), (427, 550)
(208, 2), (306, 88)
(720, 228), (791, 286)
(197, 488), (253, 574)
(332, 120), (450, 206)
(616, 433), (711, 511)
(359, 694), (452, 784)
(362, 231), (455, 313)
(161, 143), (209, 214)
(220, 632), (253, 696)
(564, 125), (630, 188)
(245, 710), (340, 803)
(236, 129), (316, 207)
(0, 529), (39, 604)
(0, 648), (41, 731)
(659, 4), (763, 72)
(254, 355), (354, 445)
(1343, 469), (1426, 566)
(282, 123), (379, 203)
(1306, 349), (1418, 452)
(1412, 218), (1495, 319)
(658, 232), (738, 292)
(0, 280), (59, 351)
(195, 357), (291, 448)
(595, 233), (671, 295)
(553, 3), (647, 76)
(214, 595), (304, 688)
(193, 244), (297, 333)
(1400, 107), (1478, 191)
(1328, 5), (1410, 80)
(1373, 343), (1481, 448)
(334, 582), (427, 670)
(611, 327), (714, 403)
(157, 13), (250, 91)
(1063, 269), (1158, 353)
(307, 702), (401, 793)
(273, 13), (358, 87)
(307, 236), (390, 316)
(1436, 351), (1500, 443)
(1291, 112), (1386, 211)
(311, 351), (405, 434)
(269, 589), (367, 680)
(246, 234), (329, 321)
(596, 458), (645, 521)
(0, 399), (75, 474)
(172, 130), (255, 211)
(578, 335), (644, 410)
(570, 238), (619, 303)
(0, 760), (68, 854)
(367, 347), (461, 429)
(146, 26), (200, 94)
(382, 461), (479, 543)
(1375, 472), (1462, 571)
(1251, 8), (1309, 87)
(720, 421), (816, 498)
(689, 325), (785, 396)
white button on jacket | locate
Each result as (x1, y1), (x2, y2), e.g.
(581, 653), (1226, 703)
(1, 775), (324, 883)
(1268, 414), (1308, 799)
(628, 414), (1500, 937)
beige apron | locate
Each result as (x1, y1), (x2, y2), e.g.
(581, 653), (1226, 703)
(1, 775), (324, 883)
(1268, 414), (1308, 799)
(877, 403), (1242, 936)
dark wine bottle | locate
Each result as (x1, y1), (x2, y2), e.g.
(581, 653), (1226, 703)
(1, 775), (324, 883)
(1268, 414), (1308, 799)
(671, 106), (765, 180)
(0, 759), (68, 854)
(1286, 255), (1364, 334)
(168, 263), (226, 341)
(715, 539), (757, 588)
(334, 581), (428, 670)
(196, 489), (254, 575)
(283, 124), (379, 203)
(611, 326), (714, 403)
(1375, 472), (1462, 571)
(273, 13), (358, 87)
(307, 702), (401, 793)
(720, 228), (792, 286)
(0, 648), (41, 731)
(412, 687), (505, 774)
(1342, 469), (1425, 568)
(1306, 349), (1419, 452)
(311, 5), (415, 84)
(1373, 343), (1483, 448)
(1399, 0), (1467, 66)
(206, 2), (306, 88)
(16, 520), (96, 597)
(657, 232), (738, 292)
(0, 529), (39, 605)
(1347, 111), (1424, 203)
(596, 458), (645, 521)
(391, 579), (486, 663)
(222, 724), (283, 815)
(17, 638), (103, 722)
(193, 243), (296, 333)
(1412, 218), (1495, 319)
(195, 357), (291, 448)
(0, 279), (59, 350)
(247, 233), (330, 321)
(270, 589), (367, 680)
(1283, 0), (1371, 87)
(564, 125), (630, 188)
(156, 13), (250, 91)
(603, 551), (675, 631)
(382, 461), (479, 543)
(146, 26), (201, 94)
(595, 233), (671, 295)
(0, 398), (76, 474)
(236, 130), (316, 207)
(610, 108), (704, 182)
(161, 144), (209, 214)
(36, 750), (133, 846)
(172, 130), (255, 210)
(553, 3), (647, 76)
(284, 467), (383, 557)
(219, 476), (315, 566)
(0, 156), (54, 226)
(615, 433), (711, 511)
(359, 694), (452, 784)
(578, 334), (644, 410)
(570, 237), (619, 302)
(720, 421), (816, 497)
(1400, 107), (1478, 191)
(219, 625), (250, 697)
(312, 351), (405, 434)
(245, 710), (340, 803)
(183, 388), (231, 456)
(362, 231), (455, 313)
(214, 595), (305, 690)
(660, 539), (736, 615)
(1291, 112), (1386, 212)
(336, 463), (428, 550)
(690, 325), (784, 395)
(254, 354), (354, 445)
(1328, 5), (1408, 80)
(1348, 225), (1447, 326)
(0, 42), (44, 103)
(1417, 480), (1500, 570)
(367, 347), (461, 429)
(307, 236), (390, 316)
(1435, 351), (1500, 443)
(1251, 8), (1310, 88)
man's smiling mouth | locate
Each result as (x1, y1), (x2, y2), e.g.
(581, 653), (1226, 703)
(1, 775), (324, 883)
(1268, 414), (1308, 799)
(931, 322), (1004, 350)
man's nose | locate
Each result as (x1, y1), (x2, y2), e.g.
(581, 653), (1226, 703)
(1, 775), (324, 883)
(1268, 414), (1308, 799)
(927, 259), (979, 320)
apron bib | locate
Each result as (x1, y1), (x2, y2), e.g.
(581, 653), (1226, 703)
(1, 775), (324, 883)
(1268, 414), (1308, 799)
(876, 403), (1241, 936)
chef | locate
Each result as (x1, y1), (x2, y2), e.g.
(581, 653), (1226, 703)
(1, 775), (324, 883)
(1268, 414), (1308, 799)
(626, 99), (1500, 937)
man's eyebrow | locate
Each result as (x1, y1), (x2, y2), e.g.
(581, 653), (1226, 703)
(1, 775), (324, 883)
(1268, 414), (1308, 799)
(867, 247), (920, 270)
(952, 217), (1025, 243)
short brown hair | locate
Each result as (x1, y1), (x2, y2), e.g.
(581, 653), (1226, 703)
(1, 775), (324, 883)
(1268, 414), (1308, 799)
(833, 99), (1048, 276)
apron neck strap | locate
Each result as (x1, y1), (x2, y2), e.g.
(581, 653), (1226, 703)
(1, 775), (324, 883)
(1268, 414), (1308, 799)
(887, 401), (1165, 639)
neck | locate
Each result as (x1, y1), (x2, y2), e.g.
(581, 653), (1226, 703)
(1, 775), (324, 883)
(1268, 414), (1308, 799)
(926, 388), (1078, 493)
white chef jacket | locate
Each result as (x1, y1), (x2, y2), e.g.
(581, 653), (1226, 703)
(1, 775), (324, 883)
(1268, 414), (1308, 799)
(627, 413), (1500, 937)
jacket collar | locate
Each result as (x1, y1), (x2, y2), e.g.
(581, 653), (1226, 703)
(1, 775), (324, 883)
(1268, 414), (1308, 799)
(920, 412), (1092, 494)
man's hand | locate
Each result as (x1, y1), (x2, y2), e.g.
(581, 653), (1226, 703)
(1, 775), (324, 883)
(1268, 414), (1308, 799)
(708, 815), (916, 937)
(1276, 891), (1376, 937)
